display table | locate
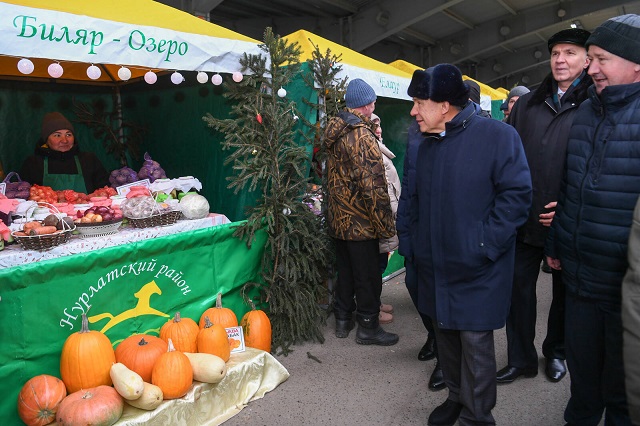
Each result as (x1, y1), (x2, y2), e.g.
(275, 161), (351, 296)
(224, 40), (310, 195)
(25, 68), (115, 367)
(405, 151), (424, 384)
(117, 348), (289, 425)
(0, 213), (230, 268)
(0, 217), (269, 425)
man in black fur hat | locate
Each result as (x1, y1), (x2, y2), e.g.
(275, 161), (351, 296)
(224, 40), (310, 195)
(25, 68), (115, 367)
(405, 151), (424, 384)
(408, 63), (531, 426)
(497, 27), (592, 385)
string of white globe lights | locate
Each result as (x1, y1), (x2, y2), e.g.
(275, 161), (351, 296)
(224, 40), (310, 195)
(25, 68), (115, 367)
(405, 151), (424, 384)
(14, 57), (287, 96)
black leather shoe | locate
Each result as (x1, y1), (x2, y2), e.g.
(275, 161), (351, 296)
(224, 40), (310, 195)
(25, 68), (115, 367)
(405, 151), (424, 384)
(496, 365), (538, 383)
(418, 335), (436, 361)
(428, 399), (463, 426)
(335, 319), (354, 338)
(545, 358), (567, 382)
(429, 362), (446, 391)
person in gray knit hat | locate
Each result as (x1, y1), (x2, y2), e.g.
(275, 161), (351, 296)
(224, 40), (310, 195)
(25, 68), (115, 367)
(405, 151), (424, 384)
(323, 77), (398, 347)
(545, 14), (640, 426)
(409, 63), (531, 426)
(344, 78), (377, 108)
(500, 85), (529, 120)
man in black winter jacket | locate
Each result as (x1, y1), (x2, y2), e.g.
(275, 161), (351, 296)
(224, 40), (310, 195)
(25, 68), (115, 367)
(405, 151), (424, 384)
(496, 28), (592, 385)
(547, 15), (640, 425)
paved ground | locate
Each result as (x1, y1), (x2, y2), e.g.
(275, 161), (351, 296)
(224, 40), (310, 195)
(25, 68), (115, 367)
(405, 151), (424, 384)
(225, 269), (580, 426)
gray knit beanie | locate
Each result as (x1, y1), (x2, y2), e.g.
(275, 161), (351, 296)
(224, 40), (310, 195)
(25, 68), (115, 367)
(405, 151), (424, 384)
(586, 14), (640, 64)
(345, 78), (377, 108)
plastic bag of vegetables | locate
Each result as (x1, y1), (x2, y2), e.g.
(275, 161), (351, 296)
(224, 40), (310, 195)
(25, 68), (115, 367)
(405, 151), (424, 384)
(2, 172), (31, 199)
(120, 196), (158, 219)
(137, 152), (166, 183)
(109, 167), (139, 188)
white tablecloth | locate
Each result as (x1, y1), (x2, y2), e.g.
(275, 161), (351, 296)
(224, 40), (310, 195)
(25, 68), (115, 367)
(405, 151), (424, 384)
(0, 213), (230, 269)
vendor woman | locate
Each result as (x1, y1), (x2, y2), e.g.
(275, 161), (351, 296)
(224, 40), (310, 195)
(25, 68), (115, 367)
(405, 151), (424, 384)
(20, 112), (109, 193)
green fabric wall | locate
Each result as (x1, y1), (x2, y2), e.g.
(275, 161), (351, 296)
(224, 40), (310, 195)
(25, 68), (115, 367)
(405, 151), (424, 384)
(0, 80), (122, 180)
(0, 72), (317, 223)
(374, 98), (414, 196)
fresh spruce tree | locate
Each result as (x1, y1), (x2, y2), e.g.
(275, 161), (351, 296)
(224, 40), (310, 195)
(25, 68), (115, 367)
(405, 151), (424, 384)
(203, 28), (333, 355)
(299, 42), (347, 185)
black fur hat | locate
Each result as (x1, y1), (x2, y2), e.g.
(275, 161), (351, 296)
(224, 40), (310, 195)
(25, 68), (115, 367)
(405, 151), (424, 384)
(428, 64), (469, 107)
(407, 69), (431, 99)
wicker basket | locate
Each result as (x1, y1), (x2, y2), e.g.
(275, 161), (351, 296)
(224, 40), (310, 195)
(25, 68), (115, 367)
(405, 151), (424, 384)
(75, 219), (123, 238)
(11, 202), (75, 251)
(127, 210), (182, 229)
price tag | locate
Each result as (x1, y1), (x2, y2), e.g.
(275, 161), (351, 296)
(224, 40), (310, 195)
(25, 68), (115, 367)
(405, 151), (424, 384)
(225, 326), (246, 353)
(0, 182), (5, 196)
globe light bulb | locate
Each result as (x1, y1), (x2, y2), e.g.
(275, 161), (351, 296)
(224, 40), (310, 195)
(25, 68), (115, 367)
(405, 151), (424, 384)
(144, 71), (157, 84)
(232, 71), (243, 83)
(117, 67), (132, 81)
(196, 72), (208, 84)
(86, 64), (101, 80)
(211, 74), (223, 85)
(277, 87), (287, 98)
(47, 63), (63, 78)
(17, 58), (34, 75)
(170, 71), (184, 85)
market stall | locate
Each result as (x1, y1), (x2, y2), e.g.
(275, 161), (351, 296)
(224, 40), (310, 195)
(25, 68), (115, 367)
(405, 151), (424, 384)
(0, 0), (266, 222)
(0, 218), (280, 425)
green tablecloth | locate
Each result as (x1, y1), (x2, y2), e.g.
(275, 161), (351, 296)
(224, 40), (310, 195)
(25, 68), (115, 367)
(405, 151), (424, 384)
(0, 222), (267, 425)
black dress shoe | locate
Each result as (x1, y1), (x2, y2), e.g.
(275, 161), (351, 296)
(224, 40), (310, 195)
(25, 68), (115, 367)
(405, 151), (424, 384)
(545, 358), (567, 382)
(429, 362), (446, 391)
(496, 365), (538, 383)
(418, 335), (436, 361)
(428, 398), (463, 426)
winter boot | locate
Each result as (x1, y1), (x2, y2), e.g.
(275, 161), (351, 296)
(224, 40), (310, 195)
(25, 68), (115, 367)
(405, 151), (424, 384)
(335, 318), (355, 338)
(355, 314), (399, 346)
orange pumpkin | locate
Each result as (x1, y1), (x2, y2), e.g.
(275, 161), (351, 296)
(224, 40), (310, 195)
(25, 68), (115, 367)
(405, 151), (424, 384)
(199, 293), (238, 329)
(240, 303), (272, 353)
(151, 338), (193, 399)
(17, 374), (67, 426)
(56, 385), (123, 426)
(59, 313), (116, 393)
(197, 316), (231, 362)
(115, 334), (168, 382)
(160, 312), (199, 353)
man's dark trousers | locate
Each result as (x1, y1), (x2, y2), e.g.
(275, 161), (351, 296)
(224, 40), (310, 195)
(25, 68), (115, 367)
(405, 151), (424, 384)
(506, 241), (565, 369)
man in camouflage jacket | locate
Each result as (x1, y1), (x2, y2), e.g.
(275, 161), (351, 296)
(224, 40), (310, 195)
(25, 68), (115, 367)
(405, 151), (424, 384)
(324, 78), (398, 346)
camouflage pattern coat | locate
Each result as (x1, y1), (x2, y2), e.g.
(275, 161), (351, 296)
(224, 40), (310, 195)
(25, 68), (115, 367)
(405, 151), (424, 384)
(324, 109), (395, 241)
